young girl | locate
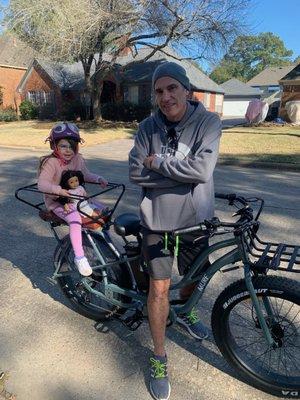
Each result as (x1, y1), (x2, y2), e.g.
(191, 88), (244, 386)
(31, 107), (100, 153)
(38, 122), (108, 276)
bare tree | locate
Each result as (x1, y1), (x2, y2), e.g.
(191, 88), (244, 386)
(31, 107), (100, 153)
(3, 0), (250, 120)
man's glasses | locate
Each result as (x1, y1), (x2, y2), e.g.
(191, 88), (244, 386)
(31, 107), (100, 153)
(58, 144), (73, 150)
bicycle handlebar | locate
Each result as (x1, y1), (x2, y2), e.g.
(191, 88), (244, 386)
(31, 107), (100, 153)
(173, 193), (263, 236)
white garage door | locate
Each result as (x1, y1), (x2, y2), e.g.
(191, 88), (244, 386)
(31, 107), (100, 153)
(223, 100), (250, 117)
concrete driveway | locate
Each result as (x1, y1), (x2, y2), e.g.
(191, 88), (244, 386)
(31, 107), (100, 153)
(0, 140), (299, 400)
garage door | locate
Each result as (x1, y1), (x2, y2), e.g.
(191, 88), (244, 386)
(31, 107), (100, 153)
(223, 100), (250, 117)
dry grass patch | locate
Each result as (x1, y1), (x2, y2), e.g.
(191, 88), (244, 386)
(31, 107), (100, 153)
(220, 125), (300, 164)
(0, 120), (299, 166)
(0, 120), (135, 149)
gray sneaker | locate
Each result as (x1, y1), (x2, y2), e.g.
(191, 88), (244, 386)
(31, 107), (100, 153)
(177, 307), (209, 340)
(149, 355), (171, 400)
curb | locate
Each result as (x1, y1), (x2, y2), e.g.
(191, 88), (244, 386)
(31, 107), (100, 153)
(217, 158), (300, 172)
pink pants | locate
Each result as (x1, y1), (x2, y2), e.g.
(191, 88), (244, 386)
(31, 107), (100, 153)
(53, 200), (105, 258)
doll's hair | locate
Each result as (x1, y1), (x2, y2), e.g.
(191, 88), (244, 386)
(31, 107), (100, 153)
(60, 170), (85, 189)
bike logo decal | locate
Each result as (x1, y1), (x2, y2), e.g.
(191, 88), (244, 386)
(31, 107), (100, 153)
(223, 289), (268, 309)
(282, 391), (299, 396)
(196, 274), (209, 293)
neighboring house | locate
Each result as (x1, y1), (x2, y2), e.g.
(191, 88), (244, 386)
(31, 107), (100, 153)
(0, 34), (36, 111)
(247, 65), (296, 119)
(279, 62), (300, 120)
(247, 65), (296, 99)
(16, 47), (224, 118)
(220, 78), (261, 117)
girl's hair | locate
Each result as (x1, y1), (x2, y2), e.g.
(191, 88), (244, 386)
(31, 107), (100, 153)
(38, 138), (78, 174)
(60, 170), (85, 189)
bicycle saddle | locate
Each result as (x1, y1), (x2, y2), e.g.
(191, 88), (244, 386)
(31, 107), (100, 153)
(114, 213), (141, 236)
(39, 210), (66, 225)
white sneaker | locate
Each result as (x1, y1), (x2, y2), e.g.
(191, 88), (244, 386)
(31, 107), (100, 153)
(74, 256), (93, 276)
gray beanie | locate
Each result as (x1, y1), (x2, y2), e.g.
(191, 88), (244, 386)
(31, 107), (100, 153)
(152, 62), (190, 90)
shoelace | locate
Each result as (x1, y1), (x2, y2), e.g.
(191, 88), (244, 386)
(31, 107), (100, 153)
(186, 308), (200, 324)
(150, 358), (167, 378)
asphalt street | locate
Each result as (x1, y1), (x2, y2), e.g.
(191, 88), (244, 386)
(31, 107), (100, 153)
(0, 140), (299, 400)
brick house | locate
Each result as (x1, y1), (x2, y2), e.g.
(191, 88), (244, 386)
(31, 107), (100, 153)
(17, 57), (122, 119)
(279, 62), (300, 120)
(0, 34), (36, 111)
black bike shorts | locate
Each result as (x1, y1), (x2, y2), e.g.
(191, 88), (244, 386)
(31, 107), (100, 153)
(141, 228), (210, 280)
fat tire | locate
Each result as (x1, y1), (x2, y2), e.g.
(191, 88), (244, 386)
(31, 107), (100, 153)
(211, 275), (300, 398)
(54, 233), (133, 321)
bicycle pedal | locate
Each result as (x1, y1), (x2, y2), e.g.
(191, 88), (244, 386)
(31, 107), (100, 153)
(120, 309), (144, 331)
(94, 322), (110, 333)
(46, 276), (57, 286)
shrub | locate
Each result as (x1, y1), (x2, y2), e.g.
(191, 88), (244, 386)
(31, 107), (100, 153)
(0, 106), (18, 122)
(19, 100), (38, 120)
(61, 99), (88, 121)
(101, 102), (151, 122)
(39, 103), (57, 120)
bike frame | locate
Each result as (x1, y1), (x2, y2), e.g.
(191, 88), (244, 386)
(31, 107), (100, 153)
(52, 226), (277, 346)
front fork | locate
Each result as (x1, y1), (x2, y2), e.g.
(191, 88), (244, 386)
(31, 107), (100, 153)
(244, 265), (278, 348)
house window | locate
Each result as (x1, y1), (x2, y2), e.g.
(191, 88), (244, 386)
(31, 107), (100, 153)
(124, 85), (139, 104)
(26, 90), (54, 107)
(215, 94), (223, 114)
(203, 92), (211, 109)
(268, 86), (279, 92)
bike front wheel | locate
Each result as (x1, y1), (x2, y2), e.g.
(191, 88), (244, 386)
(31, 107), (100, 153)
(212, 275), (300, 398)
(54, 232), (133, 321)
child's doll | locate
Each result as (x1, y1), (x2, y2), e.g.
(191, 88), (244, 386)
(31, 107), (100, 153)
(59, 170), (103, 218)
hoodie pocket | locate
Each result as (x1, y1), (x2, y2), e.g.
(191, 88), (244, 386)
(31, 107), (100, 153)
(140, 184), (198, 230)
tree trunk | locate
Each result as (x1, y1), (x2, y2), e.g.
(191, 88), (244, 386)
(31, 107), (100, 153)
(92, 81), (103, 122)
(81, 56), (95, 120)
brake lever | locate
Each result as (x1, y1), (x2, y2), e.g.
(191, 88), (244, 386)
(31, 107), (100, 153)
(204, 217), (221, 230)
(232, 205), (252, 218)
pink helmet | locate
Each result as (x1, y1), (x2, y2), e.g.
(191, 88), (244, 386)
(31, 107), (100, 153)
(46, 122), (84, 148)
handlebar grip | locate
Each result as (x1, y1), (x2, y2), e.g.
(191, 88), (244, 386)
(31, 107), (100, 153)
(215, 192), (237, 201)
(173, 224), (205, 236)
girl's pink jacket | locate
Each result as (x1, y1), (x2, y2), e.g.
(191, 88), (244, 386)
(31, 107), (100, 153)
(38, 153), (102, 210)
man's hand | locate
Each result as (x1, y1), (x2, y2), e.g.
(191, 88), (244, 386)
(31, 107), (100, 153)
(143, 155), (156, 169)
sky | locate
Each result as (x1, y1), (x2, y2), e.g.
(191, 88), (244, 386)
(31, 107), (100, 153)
(1, 0), (299, 62)
(248, 0), (300, 59)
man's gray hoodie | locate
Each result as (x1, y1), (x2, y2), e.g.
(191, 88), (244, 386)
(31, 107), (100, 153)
(129, 101), (222, 231)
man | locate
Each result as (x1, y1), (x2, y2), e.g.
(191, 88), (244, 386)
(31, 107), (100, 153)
(129, 62), (222, 400)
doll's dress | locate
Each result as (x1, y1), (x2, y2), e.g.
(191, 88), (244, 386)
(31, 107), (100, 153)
(68, 185), (95, 217)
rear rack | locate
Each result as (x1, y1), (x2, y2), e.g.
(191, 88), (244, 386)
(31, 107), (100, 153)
(245, 228), (300, 273)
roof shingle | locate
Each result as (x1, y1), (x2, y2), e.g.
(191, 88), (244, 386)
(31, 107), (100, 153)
(221, 78), (261, 96)
(247, 65), (296, 86)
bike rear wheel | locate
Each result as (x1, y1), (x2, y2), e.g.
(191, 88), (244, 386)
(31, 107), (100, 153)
(212, 275), (300, 398)
(54, 232), (133, 321)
